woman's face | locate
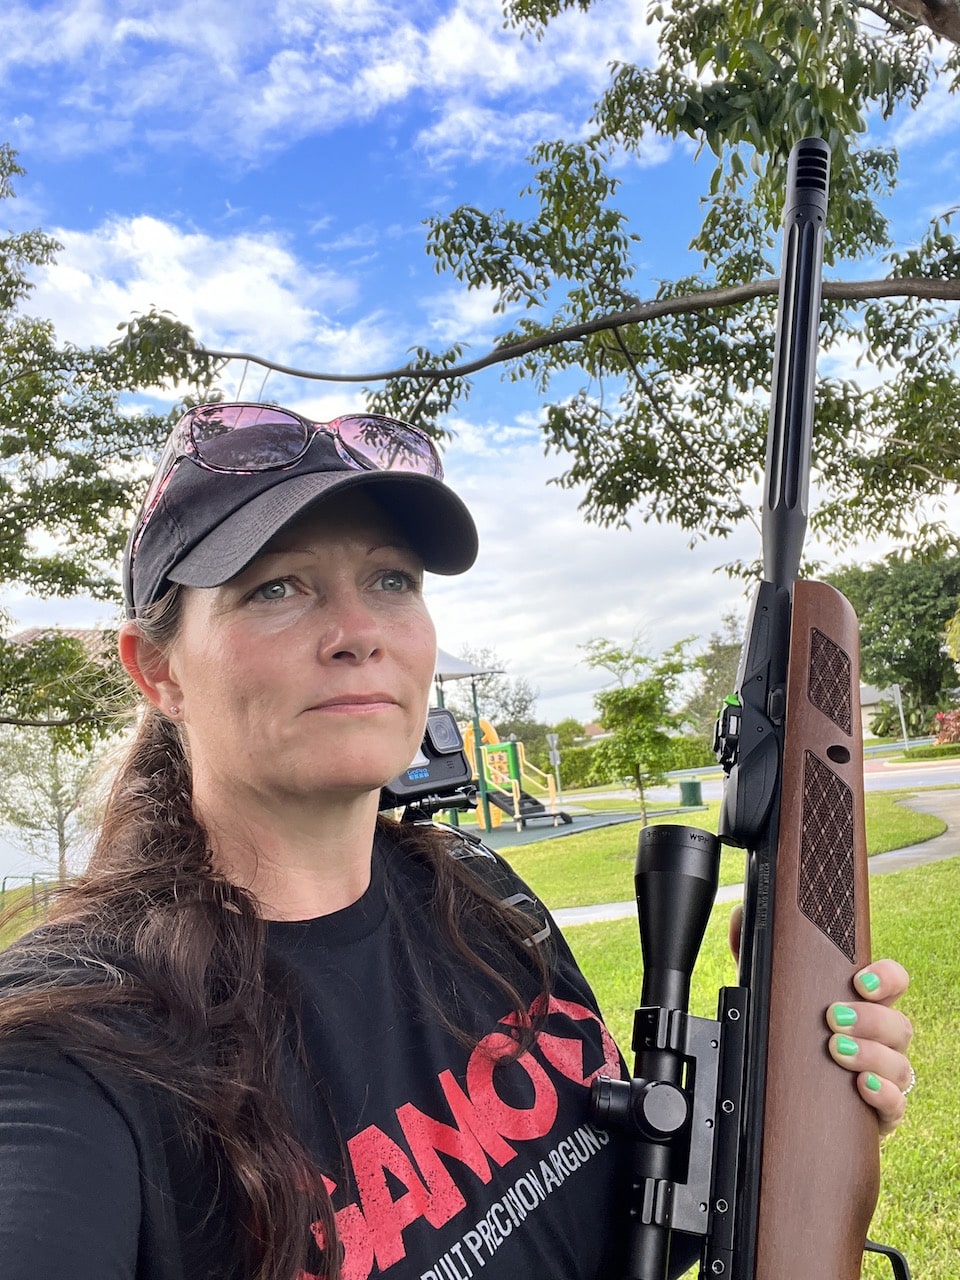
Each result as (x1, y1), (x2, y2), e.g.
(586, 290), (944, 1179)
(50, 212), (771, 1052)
(158, 492), (437, 811)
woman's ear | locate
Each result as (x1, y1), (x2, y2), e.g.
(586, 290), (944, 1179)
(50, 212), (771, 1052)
(118, 622), (183, 715)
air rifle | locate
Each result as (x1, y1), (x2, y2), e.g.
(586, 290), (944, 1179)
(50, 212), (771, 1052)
(591, 138), (911, 1280)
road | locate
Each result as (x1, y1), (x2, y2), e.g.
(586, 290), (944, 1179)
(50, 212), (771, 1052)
(643, 757), (960, 805)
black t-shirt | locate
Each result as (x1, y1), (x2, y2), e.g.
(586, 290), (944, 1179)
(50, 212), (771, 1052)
(0, 836), (633, 1280)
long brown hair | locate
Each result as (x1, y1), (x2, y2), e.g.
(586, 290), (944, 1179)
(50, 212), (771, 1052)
(0, 585), (551, 1280)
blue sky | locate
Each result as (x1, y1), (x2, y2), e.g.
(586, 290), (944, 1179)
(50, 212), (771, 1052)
(2, 0), (960, 752)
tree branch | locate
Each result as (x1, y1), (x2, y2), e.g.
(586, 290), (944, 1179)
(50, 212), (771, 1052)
(855, 0), (919, 35)
(884, 0), (960, 43)
(197, 277), (960, 386)
(609, 327), (762, 537)
(0, 713), (110, 728)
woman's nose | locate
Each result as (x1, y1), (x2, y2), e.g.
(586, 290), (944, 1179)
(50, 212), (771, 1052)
(318, 593), (383, 663)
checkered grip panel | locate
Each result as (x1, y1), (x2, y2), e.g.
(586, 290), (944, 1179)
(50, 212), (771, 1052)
(798, 751), (856, 960)
(807, 629), (853, 735)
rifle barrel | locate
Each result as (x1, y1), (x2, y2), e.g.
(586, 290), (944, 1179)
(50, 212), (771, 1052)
(762, 137), (830, 590)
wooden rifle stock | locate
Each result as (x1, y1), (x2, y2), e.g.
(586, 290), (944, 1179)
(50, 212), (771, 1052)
(752, 579), (878, 1278)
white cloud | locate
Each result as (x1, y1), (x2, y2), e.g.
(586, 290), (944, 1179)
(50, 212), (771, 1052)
(12, 113), (135, 160)
(415, 104), (573, 167)
(19, 200), (521, 408)
(353, 26), (428, 109)
(891, 79), (960, 151)
(413, 0), (660, 167)
(26, 214), (359, 358)
(424, 0), (655, 98)
(423, 3), (530, 94)
(608, 132), (678, 172)
(18, 212), (429, 412)
(423, 283), (516, 346)
(304, 315), (400, 377)
(19, 207), (537, 410)
(425, 422), (758, 723)
(818, 332), (886, 390)
(1, 0), (658, 160)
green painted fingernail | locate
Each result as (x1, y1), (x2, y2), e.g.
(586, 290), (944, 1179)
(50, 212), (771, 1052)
(837, 1035), (859, 1057)
(866, 1073), (882, 1092)
(834, 1004), (857, 1027)
(859, 972), (881, 994)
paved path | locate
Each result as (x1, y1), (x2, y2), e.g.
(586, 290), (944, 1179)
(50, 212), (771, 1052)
(552, 788), (960, 928)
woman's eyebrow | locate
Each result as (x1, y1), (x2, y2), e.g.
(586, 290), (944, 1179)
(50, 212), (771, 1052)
(247, 545), (319, 566)
(364, 542), (415, 555)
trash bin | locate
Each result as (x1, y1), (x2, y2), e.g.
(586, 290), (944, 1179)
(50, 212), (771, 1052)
(679, 778), (703, 807)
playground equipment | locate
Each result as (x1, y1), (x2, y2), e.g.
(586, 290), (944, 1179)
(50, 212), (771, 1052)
(460, 719), (572, 833)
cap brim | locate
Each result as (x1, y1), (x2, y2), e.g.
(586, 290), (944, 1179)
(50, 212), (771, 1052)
(167, 468), (478, 587)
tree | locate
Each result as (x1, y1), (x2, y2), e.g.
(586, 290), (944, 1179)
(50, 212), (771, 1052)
(0, 724), (122, 883)
(552, 717), (586, 749)
(0, 145), (222, 735)
(826, 553), (960, 708)
(504, 715), (586, 777)
(440, 646), (540, 731)
(418, 0), (960, 563)
(947, 603), (960, 667)
(211, 0), (960, 570)
(0, 631), (130, 882)
(1, 627), (130, 750)
(11, 3), (960, 716)
(682, 611), (744, 738)
(532, 717), (588, 783)
(581, 635), (691, 823)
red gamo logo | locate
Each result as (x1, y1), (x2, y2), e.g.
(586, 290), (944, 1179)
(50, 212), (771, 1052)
(305, 995), (622, 1279)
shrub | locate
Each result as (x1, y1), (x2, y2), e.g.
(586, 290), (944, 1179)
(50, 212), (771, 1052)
(559, 745), (599, 790)
(903, 743), (960, 761)
(932, 709), (960, 745)
(667, 734), (716, 771)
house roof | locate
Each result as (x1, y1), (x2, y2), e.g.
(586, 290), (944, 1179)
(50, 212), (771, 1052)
(8, 627), (114, 661)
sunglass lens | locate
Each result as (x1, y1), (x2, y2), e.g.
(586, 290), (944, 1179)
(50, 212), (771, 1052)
(337, 416), (441, 476)
(190, 404), (308, 469)
(139, 435), (179, 518)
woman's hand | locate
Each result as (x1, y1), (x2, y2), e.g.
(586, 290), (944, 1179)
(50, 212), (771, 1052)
(728, 906), (913, 1138)
(826, 958), (913, 1137)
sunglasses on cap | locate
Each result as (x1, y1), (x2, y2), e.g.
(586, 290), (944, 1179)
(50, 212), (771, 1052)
(129, 402), (444, 561)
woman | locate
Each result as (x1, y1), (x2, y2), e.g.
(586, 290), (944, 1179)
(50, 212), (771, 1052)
(0, 402), (913, 1280)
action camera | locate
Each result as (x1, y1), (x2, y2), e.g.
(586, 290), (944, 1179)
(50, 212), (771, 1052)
(379, 707), (474, 810)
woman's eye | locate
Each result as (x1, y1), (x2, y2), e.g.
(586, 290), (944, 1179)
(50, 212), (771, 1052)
(252, 578), (294, 601)
(378, 570), (416, 592)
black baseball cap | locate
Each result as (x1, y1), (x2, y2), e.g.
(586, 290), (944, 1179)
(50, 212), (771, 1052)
(123, 431), (479, 617)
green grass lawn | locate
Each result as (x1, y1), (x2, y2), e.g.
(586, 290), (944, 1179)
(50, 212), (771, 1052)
(565, 856), (960, 1279)
(498, 790), (946, 910)
(0, 882), (53, 949)
(1, 790), (952, 1273)
(564, 797), (680, 814)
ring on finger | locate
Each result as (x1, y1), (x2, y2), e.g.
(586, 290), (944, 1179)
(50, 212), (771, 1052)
(902, 1066), (917, 1097)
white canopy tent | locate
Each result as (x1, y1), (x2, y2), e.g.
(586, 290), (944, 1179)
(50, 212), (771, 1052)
(432, 648), (503, 705)
(432, 648), (504, 828)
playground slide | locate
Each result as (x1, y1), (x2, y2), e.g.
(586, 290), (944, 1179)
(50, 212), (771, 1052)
(460, 719), (572, 832)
